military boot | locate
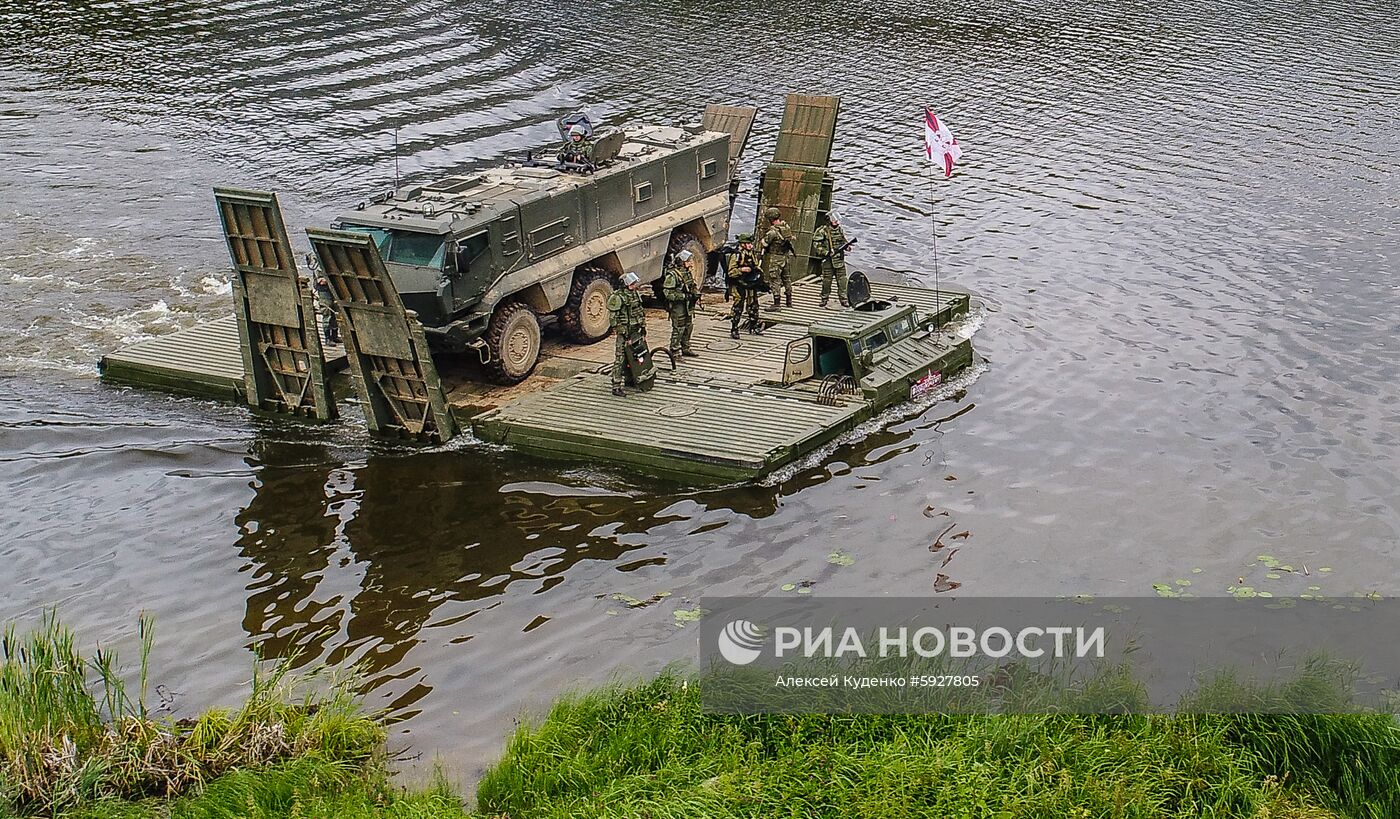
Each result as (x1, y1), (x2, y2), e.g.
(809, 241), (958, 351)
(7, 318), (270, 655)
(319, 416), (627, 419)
(612, 385), (626, 397)
(785, 289), (793, 308)
(818, 297), (829, 307)
(767, 295), (781, 311)
(729, 319), (740, 339)
(838, 296), (849, 307)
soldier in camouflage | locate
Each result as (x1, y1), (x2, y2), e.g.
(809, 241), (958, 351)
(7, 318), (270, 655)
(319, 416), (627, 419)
(812, 210), (851, 308)
(607, 271), (647, 396)
(661, 248), (700, 358)
(757, 206), (796, 310)
(727, 233), (764, 339)
(558, 123), (594, 169)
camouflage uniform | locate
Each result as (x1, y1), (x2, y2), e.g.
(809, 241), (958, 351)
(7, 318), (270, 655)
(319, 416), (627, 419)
(607, 285), (646, 389)
(758, 214), (796, 308)
(811, 221), (850, 306)
(558, 137), (594, 166)
(727, 245), (763, 336)
(661, 260), (699, 356)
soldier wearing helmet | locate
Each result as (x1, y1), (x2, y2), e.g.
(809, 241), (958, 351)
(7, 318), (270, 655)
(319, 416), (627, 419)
(607, 271), (647, 396)
(812, 209), (852, 308)
(726, 233), (765, 338)
(661, 247), (700, 358)
(756, 206), (796, 310)
(558, 123), (594, 168)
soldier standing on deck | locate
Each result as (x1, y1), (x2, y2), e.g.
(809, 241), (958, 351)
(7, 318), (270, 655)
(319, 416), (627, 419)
(757, 206), (796, 311)
(661, 248), (700, 358)
(727, 233), (764, 339)
(607, 271), (646, 396)
(812, 210), (851, 308)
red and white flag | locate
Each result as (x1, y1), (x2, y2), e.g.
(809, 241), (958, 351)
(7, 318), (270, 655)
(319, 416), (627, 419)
(923, 108), (962, 178)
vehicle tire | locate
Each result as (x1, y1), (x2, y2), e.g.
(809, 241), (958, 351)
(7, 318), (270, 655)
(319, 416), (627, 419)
(484, 301), (542, 384)
(668, 232), (708, 290)
(558, 266), (614, 344)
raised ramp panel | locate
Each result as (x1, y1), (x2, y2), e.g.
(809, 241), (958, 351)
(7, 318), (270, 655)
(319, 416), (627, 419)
(772, 94), (840, 168)
(702, 103), (759, 175)
(757, 164), (833, 264)
(213, 187), (335, 420)
(472, 376), (868, 483)
(307, 228), (458, 443)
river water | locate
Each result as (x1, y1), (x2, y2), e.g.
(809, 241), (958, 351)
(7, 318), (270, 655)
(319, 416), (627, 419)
(1, 0), (1396, 782)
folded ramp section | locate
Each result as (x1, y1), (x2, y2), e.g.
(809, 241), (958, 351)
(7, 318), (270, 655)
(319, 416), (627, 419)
(214, 187), (335, 420)
(306, 228), (457, 443)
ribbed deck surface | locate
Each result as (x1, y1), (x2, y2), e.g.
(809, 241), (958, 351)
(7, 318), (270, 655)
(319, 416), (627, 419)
(473, 374), (864, 481)
(99, 315), (247, 397)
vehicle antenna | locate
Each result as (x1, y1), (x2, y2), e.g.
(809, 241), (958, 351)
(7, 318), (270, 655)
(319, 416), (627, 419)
(393, 126), (400, 190)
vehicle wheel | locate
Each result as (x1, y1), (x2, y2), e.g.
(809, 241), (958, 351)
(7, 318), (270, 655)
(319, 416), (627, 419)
(558, 266), (614, 344)
(484, 302), (541, 384)
(669, 232), (709, 290)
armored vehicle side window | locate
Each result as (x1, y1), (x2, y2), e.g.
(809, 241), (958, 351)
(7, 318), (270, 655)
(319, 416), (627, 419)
(387, 231), (446, 268)
(864, 330), (889, 351)
(700, 158), (718, 179)
(888, 316), (914, 340)
(456, 231), (489, 270)
(634, 181), (653, 203)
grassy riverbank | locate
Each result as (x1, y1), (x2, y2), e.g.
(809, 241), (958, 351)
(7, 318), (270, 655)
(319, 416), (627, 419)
(4, 616), (1399, 818)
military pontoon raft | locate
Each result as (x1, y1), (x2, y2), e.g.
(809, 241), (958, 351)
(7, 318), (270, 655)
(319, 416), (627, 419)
(98, 93), (978, 482)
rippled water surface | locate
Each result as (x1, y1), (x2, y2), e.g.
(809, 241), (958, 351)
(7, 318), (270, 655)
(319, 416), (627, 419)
(2, 0), (1397, 781)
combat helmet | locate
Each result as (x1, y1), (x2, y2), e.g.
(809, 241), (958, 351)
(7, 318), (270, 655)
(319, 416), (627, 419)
(568, 123), (588, 139)
(621, 271), (640, 286)
(736, 232), (754, 243)
(764, 206), (781, 220)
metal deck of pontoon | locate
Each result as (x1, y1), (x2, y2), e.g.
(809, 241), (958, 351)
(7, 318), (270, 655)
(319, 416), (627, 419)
(98, 278), (972, 481)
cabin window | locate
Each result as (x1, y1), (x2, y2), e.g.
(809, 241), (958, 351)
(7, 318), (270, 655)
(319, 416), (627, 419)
(700, 158), (718, 179)
(386, 230), (446, 267)
(864, 330), (889, 351)
(888, 316), (914, 340)
(454, 231), (489, 273)
(634, 181), (653, 203)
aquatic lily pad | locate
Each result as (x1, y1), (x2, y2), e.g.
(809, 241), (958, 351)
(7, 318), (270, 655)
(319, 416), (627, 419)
(797, 587), (812, 595)
(1152, 583), (1178, 598)
(1257, 591), (1273, 598)
(1319, 567), (1333, 573)
(1265, 573), (1281, 580)
(673, 606), (703, 626)
(1175, 579), (1191, 587)
(827, 551), (854, 566)
(781, 583), (797, 592)
(1191, 568), (1203, 574)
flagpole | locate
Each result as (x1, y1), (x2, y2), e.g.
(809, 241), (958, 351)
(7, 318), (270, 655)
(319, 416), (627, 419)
(923, 107), (943, 330)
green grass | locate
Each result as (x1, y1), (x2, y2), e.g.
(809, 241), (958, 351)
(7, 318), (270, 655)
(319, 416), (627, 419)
(7, 614), (1400, 818)
(0, 612), (384, 816)
(475, 672), (1400, 819)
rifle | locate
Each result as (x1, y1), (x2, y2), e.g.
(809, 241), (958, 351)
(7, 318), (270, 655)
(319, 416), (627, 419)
(836, 236), (857, 255)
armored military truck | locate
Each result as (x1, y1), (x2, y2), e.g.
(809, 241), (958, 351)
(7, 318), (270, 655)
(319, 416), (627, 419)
(326, 106), (757, 383)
